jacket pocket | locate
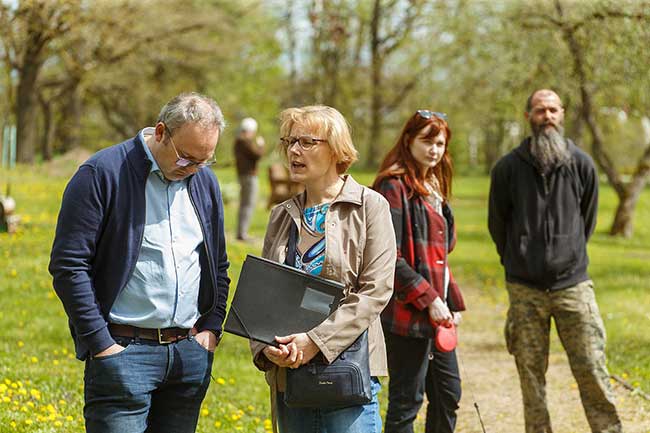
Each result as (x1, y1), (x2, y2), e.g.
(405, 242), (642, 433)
(546, 233), (579, 279)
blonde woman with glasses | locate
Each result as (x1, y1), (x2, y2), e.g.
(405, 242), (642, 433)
(250, 105), (396, 433)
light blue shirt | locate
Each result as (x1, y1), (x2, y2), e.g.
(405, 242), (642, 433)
(109, 128), (204, 329)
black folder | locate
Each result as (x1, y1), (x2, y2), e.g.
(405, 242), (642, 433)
(224, 255), (345, 346)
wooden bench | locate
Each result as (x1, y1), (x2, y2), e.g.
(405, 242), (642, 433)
(267, 163), (303, 208)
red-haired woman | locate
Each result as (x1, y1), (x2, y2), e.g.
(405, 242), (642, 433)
(372, 110), (466, 433)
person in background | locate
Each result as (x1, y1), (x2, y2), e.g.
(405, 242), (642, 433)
(250, 105), (396, 433)
(488, 89), (621, 433)
(234, 116), (265, 241)
(49, 92), (230, 433)
(372, 110), (466, 433)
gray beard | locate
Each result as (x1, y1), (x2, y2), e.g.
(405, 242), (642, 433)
(529, 125), (570, 174)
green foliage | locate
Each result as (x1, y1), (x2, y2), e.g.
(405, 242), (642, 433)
(1, 163), (648, 432)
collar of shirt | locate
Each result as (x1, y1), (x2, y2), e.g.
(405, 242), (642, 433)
(139, 127), (165, 180)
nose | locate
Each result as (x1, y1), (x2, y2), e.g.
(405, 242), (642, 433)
(287, 141), (302, 154)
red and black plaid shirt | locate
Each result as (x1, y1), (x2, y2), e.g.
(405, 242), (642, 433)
(376, 176), (466, 339)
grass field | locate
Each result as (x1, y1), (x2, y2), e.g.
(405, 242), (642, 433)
(1, 162), (649, 432)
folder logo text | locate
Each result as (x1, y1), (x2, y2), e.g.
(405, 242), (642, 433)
(318, 381), (333, 385)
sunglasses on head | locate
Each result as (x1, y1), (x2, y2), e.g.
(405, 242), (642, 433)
(416, 110), (448, 121)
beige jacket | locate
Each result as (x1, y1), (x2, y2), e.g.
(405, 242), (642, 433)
(250, 175), (396, 396)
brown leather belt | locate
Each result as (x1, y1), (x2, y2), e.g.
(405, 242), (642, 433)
(108, 323), (190, 344)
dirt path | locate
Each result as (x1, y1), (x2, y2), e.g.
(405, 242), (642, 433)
(449, 286), (650, 433)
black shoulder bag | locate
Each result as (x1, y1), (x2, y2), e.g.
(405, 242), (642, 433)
(283, 222), (372, 409)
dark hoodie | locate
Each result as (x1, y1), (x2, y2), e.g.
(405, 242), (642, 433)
(488, 137), (598, 291)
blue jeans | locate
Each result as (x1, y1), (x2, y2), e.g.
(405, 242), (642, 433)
(277, 377), (382, 433)
(83, 334), (213, 433)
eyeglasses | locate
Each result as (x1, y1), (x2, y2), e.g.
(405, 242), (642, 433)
(280, 136), (328, 151)
(416, 110), (448, 121)
(164, 125), (216, 168)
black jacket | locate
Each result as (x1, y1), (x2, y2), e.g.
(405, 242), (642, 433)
(488, 137), (598, 291)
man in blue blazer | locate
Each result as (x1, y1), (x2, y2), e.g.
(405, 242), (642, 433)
(49, 92), (231, 433)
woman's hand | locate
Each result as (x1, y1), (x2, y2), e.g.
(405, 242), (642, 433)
(275, 333), (320, 366)
(428, 296), (453, 326)
(452, 311), (462, 326)
(262, 342), (303, 369)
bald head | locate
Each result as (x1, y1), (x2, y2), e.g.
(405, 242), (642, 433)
(525, 89), (562, 113)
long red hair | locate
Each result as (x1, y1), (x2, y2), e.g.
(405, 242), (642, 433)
(372, 112), (453, 200)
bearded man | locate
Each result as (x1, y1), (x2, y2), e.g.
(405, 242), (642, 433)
(488, 89), (622, 433)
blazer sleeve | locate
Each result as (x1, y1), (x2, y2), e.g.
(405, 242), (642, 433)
(376, 178), (438, 311)
(48, 165), (115, 356)
(307, 191), (396, 363)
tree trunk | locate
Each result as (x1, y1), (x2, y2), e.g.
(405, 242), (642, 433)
(483, 120), (505, 174)
(15, 64), (40, 163)
(367, 0), (382, 168)
(38, 93), (55, 161)
(554, 0), (645, 237)
(57, 80), (83, 153)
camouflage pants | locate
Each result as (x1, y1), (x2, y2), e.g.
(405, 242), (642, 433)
(505, 280), (622, 433)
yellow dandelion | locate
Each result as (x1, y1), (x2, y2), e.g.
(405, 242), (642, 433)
(21, 406), (28, 412)
(264, 418), (272, 427)
(10, 382), (18, 389)
(47, 403), (56, 413)
(0, 383), (6, 393)
(201, 408), (209, 417)
(5, 379), (11, 385)
(30, 356), (38, 363)
(18, 389), (27, 396)
(53, 360), (60, 366)
(24, 419), (33, 425)
(59, 399), (66, 405)
(9, 269), (17, 277)
(30, 389), (41, 400)
(214, 421), (222, 428)
(54, 421), (63, 427)
(26, 401), (35, 408)
(16, 381), (22, 388)
(66, 415), (74, 421)
(10, 421), (16, 428)
(216, 377), (226, 385)
(2, 396), (10, 403)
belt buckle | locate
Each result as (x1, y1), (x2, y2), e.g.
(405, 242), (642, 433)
(157, 328), (172, 345)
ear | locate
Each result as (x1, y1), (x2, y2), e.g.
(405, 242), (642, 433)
(524, 111), (530, 121)
(154, 122), (166, 142)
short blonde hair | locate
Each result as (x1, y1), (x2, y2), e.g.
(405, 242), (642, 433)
(278, 105), (358, 174)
